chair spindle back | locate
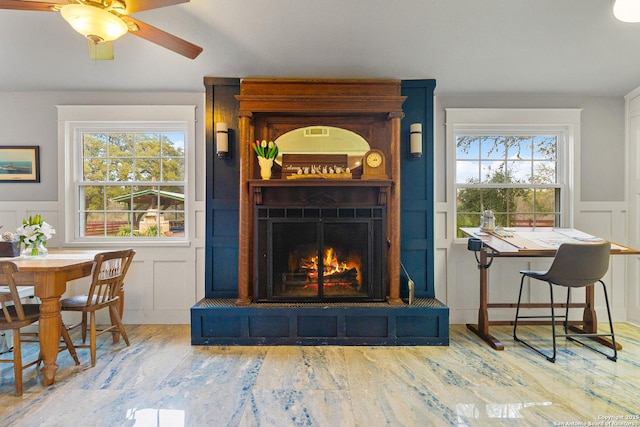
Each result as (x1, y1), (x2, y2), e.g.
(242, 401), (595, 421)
(0, 262), (25, 323)
(85, 249), (135, 307)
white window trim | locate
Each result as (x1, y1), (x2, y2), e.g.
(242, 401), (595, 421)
(57, 105), (197, 247)
(445, 108), (581, 242)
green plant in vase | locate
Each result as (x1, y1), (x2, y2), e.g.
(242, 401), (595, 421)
(253, 139), (278, 180)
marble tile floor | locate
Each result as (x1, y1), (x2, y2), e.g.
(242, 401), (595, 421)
(0, 323), (639, 427)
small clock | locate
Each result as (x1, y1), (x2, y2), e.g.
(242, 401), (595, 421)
(361, 149), (388, 180)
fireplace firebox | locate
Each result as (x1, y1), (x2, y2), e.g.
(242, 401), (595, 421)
(255, 207), (385, 302)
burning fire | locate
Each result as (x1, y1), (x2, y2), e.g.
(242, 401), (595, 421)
(311, 247), (348, 277)
(292, 247), (361, 287)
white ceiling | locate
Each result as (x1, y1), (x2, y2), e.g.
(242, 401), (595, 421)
(2, 0), (640, 96)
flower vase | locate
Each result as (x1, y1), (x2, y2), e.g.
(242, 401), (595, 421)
(258, 157), (274, 180)
(21, 241), (48, 258)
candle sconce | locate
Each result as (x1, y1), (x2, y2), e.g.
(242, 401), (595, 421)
(410, 123), (422, 158)
(216, 122), (230, 159)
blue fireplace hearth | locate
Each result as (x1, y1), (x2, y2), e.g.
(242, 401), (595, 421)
(191, 298), (448, 346)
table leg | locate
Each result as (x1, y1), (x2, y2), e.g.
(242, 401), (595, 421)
(582, 285), (596, 332)
(466, 247), (504, 350)
(38, 296), (61, 386)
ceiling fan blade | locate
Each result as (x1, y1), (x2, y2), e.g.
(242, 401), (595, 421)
(88, 40), (114, 60)
(118, 0), (189, 15)
(0, 0), (59, 11)
(122, 16), (202, 59)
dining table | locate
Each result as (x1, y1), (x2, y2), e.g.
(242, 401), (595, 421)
(1, 250), (98, 385)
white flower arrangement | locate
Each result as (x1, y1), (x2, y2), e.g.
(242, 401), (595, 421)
(16, 214), (55, 256)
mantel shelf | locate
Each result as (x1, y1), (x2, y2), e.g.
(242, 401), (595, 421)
(249, 179), (392, 206)
(248, 179), (393, 188)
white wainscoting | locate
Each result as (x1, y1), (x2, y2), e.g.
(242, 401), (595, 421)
(0, 200), (206, 325)
(437, 203), (632, 325)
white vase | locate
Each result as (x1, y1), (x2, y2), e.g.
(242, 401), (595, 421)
(21, 241), (48, 257)
(258, 157), (274, 180)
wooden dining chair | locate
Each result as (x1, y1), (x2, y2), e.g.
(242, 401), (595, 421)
(61, 249), (135, 367)
(0, 261), (79, 396)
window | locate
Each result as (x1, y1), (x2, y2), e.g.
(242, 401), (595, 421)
(456, 132), (562, 233)
(59, 106), (196, 243)
(79, 130), (185, 238)
(446, 109), (580, 238)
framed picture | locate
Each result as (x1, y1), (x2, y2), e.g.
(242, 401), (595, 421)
(0, 146), (40, 182)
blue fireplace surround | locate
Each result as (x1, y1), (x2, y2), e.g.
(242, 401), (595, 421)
(191, 78), (448, 345)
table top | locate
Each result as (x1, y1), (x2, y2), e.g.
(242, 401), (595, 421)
(460, 227), (640, 256)
(0, 249), (99, 271)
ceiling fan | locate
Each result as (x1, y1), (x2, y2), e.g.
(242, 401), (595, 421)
(0, 0), (203, 60)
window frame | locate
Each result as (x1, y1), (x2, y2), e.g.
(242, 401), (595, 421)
(58, 105), (196, 246)
(445, 108), (581, 241)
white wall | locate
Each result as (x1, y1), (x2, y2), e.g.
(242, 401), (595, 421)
(0, 91), (631, 325)
(434, 94), (631, 324)
(0, 91), (206, 324)
(625, 87), (640, 325)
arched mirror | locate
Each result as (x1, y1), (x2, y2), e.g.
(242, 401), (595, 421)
(274, 126), (370, 170)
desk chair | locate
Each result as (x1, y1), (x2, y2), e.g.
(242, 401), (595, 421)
(0, 261), (79, 396)
(513, 242), (616, 363)
(61, 249), (135, 367)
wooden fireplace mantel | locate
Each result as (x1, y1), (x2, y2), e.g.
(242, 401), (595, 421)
(236, 78), (406, 115)
(249, 179), (392, 206)
(236, 78), (406, 306)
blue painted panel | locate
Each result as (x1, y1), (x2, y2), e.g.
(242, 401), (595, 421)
(212, 208), (239, 238)
(401, 248), (430, 297)
(397, 315), (440, 337)
(211, 245), (238, 290)
(401, 80), (436, 299)
(345, 316), (388, 337)
(206, 79), (241, 300)
(401, 211), (427, 238)
(209, 245), (238, 296)
(250, 316), (290, 337)
(298, 316), (338, 337)
(201, 315), (243, 337)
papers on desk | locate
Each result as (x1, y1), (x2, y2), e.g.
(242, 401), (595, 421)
(515, 229), (605, 249)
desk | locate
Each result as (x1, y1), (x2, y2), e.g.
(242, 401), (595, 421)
(1, 251), (97, 385)
(460, 228), (640, 351)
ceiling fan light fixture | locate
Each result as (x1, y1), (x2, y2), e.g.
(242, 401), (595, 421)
(613, 0), (640, 23)
(60, 4), (128, 42)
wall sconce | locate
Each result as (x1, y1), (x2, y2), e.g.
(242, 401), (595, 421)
(216, 122), (230, 158)
(410, 123), (423, 158)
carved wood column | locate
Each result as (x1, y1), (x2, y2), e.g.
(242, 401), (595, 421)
(387, 112), (404, 305)
(236, 111), (253, 306)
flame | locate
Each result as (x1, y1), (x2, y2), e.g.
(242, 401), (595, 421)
(298, 247), (360, 286)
